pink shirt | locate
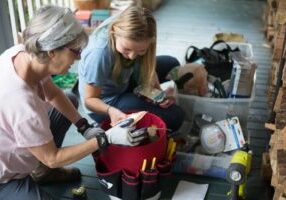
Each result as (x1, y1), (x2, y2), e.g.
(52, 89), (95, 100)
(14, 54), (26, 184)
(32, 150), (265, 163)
(0, 45), (53, 183)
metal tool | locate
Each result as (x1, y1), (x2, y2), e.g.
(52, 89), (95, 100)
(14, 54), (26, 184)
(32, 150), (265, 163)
(115, 118), (134, 128)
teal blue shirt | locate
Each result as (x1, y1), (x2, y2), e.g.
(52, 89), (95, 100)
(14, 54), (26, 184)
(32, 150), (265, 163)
(78, 15), (141, 113)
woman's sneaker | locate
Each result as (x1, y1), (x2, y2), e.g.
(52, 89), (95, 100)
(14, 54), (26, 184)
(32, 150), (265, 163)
(31, 163), (81, 185)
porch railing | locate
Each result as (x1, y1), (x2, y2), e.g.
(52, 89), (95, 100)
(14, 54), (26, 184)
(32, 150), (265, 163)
(7, 0), (75, 44)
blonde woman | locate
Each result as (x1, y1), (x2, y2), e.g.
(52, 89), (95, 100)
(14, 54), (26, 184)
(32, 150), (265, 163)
(78, 5), (185, 134)
(0, 5), (145, 200)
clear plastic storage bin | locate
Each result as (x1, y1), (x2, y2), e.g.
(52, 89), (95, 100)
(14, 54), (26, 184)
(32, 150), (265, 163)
(177, 77), (255, 133)
(178, 41), (255, 132)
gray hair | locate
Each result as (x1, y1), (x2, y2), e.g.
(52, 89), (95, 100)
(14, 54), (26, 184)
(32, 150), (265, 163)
(23, 5), (88, 63)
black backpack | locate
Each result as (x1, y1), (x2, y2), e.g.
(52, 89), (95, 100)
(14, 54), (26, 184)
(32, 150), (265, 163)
(185, 40), (239, 81)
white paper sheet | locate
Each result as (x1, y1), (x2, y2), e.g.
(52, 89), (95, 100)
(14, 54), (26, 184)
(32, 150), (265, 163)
(172, 181), (209, 200)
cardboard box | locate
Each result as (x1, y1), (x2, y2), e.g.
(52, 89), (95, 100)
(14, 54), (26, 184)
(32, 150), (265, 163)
(74, 0), (110, 10)
(75, 10), (91, 27)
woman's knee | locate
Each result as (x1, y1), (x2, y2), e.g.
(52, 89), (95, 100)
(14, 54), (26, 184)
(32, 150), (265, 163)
(166, 56), (180, 67)
(156, 55), (180, 83)
(156, 55), (180, 68)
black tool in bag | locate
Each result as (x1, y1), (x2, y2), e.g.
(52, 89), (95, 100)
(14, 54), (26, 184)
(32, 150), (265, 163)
(185, 40), (239, 81)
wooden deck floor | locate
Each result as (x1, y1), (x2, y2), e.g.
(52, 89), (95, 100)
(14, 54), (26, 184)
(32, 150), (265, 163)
(42, 0), (273, 199)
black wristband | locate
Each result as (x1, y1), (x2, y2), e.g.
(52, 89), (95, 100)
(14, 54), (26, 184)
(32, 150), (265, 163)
(95, 132), (109, 150)
(75, 118), (92, 134)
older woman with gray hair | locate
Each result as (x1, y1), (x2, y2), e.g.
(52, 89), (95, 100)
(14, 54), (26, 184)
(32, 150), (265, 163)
(0, 5), (145, 200)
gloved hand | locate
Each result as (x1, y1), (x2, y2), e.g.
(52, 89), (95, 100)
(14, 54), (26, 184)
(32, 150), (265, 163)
(81, 125), (106, 140)
(129, 128), (149, 143)
(75, 118), (109, 150)
(105, 126), (148, 146)
(75, 118), (104, 139)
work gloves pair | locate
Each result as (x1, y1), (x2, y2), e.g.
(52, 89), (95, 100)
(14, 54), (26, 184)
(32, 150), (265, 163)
(75, 118), (147, 151)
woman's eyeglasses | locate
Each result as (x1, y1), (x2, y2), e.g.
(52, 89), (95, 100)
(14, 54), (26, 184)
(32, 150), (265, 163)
(66, 47), (82, 57)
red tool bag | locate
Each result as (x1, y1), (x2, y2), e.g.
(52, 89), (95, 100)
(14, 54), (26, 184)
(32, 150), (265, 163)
(96, 112), (167, 172)
(93, 112), (172, 200)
